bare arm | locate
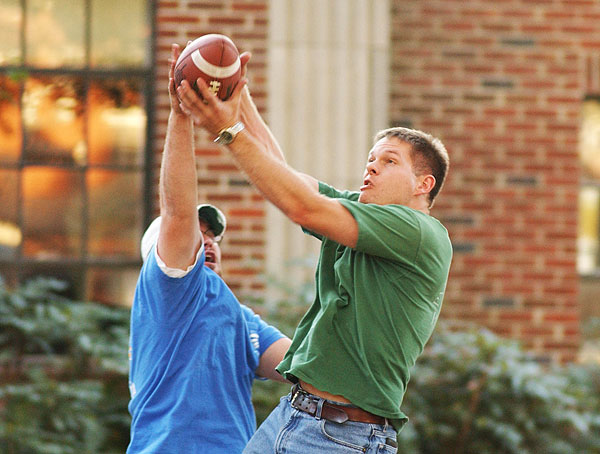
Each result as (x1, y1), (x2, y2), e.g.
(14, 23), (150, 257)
(157, 44), (202, 270)
(177, 77), (351, 245)
(255, 337), (292, 382)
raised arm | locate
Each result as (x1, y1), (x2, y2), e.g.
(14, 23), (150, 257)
(176, 77), (353, 245)
(156, 44), (202, 270)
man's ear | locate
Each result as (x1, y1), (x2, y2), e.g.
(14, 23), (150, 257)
(416, 174), (436, 196)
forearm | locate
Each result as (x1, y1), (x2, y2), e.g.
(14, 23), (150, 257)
(159, 111), (197, 218)
(157, 110), (202, 268)
(239, 87), (285, 163)
(226, 132), (357, 246)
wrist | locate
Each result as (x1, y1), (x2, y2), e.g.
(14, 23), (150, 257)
(214, 121), (245, 145)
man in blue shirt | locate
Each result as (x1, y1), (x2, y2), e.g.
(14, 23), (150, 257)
(127, 44), (290, 454)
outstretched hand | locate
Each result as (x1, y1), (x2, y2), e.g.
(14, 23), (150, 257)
(176, 51), (251, 137)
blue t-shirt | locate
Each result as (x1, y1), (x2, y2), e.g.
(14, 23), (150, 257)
(127, 245), (284, 454)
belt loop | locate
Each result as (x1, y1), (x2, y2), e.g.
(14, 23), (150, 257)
(315, 398), (325, 420)
(383, 418), (389, 431)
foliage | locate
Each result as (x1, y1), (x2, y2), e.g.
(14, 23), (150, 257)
(0, 276), (131, 454)
(2, 273), (599, 454)
(399, 327), (600, 453)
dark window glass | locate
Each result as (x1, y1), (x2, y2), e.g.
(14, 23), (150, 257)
(86, 266), (139, 306)
(23, 76), (86, 165)
(22, 167), (83, 258)
(87, 169), (143, 258)
(88, 79), (146, 166)
(0, 169), (19, 260)
(579, 99), (600, 275)
(0, 74), (22, 163)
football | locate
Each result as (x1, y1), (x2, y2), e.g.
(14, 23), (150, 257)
(174, 34), (241, 101)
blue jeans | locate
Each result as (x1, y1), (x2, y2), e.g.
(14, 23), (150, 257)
(243, 393), (398, 454)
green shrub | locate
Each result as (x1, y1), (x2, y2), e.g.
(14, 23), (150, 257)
(3, 275), (599, 453)
(400, 327), (600, 454)
(0, 277), (130, 454)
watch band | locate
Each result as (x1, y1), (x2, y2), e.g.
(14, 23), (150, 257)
(214, 121), (245, 145)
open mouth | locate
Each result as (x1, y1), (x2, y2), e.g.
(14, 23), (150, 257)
(360, 180), (373, 191)
(205, 251), (215, 263)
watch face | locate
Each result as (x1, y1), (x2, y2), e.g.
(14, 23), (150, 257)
(214, 122), (244, 145)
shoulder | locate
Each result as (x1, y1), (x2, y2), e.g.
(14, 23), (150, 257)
(318, 181), (360, 201)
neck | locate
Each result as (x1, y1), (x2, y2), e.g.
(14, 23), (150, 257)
(408, 197), (431, 215)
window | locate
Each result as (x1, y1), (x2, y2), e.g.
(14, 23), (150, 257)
(578, 98), (600, 276)
(0, 0), (153, 305)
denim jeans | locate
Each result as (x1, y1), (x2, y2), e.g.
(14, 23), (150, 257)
(243, 393), (398, 454)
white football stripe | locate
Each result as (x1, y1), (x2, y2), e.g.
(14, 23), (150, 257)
(191, 50), (240, 78)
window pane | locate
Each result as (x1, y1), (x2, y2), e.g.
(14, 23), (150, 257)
(23, 76), (86, 165)
(580, 99), (600, 180)
(0, 169), (20, 260)
(578, 186), (600, 275)
(88, 78), (146, 166)
(90, 0), (150, 68)
(86, 266), (139, 306)
(22, 167), (83, 258)
(0, 0), (22, 65)
(0, 74), (22, 163)
(25, 0), (85, 68)
(87, 169), (143, 258)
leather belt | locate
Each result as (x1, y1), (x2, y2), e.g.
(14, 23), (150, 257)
(290, 383), (386, 425)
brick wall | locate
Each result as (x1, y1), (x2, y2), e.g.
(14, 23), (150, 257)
(389, 0), (600, 362)
(154, 0), (269, 297)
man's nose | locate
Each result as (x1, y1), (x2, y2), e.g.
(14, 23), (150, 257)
(366, 161), (378, 174)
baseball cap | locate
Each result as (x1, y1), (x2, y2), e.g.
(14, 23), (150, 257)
(140, 204), (227, 262)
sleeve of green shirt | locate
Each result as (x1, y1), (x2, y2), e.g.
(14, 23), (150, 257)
(304, 182), (429, 265)
(301, 182), (359, 241)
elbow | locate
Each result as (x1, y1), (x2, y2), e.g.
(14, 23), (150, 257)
(286, 202), (314, 228)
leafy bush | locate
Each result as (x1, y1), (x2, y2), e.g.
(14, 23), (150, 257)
(400, 327), (600, 454)
(3, 275), (599, 454)
(0, 277), (130, 454)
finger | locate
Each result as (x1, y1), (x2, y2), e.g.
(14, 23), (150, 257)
(178, 80), (207, 112)
(168, 44), (181, 88)
(240, 51), (251, 79)
(229, 77), (248, 103)
(172, 43), (181, 60)
(179, 103), (192, 116)
(194, 77), (218, 106)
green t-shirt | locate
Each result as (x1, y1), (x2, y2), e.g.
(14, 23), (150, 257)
(276, 182), (453, 430)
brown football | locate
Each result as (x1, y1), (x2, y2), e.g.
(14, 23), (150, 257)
(174, 34), (241, 101)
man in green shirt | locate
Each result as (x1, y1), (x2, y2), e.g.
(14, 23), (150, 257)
(177, 66), (452, 453)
